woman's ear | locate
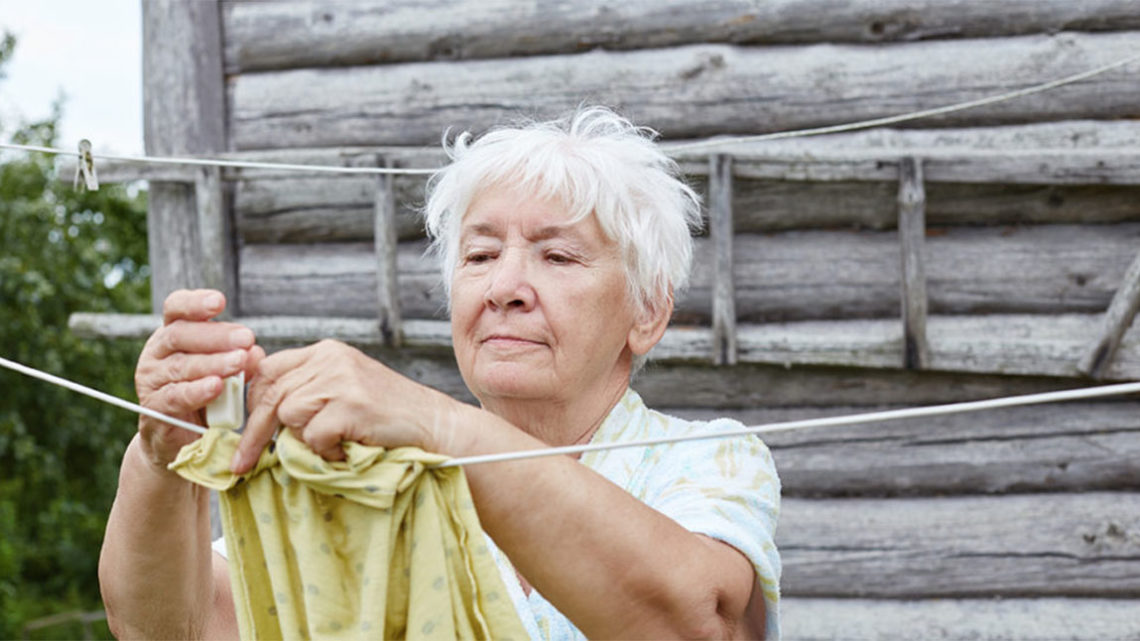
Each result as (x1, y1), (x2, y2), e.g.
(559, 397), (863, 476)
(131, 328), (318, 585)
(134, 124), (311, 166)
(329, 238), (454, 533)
(628, 289), (673, 356)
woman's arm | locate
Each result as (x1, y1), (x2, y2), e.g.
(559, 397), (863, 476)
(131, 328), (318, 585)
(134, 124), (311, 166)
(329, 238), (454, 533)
(99, 437), (238, 640)
(234, 340), (765, 639)
(446, 402), (763, 639)
(98, 290), (259, 640)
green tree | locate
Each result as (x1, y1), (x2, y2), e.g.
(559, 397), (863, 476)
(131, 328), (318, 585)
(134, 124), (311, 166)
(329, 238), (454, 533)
(0, 31), (149, 639)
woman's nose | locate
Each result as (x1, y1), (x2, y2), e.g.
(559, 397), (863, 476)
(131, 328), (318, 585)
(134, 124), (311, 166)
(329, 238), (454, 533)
(485, 250), (536, 311)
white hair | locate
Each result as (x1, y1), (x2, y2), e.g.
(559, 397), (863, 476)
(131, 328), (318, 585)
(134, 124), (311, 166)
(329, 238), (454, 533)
(423, 106), (703, 322)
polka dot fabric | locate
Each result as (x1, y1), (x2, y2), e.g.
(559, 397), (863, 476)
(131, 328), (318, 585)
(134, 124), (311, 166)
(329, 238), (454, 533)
(170, 429), (526, 640)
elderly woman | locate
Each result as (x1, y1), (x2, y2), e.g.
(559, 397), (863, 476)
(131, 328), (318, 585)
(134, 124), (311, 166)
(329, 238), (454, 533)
(99, 107), (781, 639)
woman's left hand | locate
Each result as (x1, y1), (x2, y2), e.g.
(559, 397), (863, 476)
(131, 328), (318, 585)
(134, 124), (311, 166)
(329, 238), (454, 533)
(231, 339), (456, 474)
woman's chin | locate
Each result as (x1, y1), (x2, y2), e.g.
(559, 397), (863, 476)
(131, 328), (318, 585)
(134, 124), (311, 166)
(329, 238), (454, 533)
(469, 364), (554, 402)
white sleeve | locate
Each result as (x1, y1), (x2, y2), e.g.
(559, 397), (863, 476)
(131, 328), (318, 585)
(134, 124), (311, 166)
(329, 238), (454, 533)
(643, 419), (782, 640)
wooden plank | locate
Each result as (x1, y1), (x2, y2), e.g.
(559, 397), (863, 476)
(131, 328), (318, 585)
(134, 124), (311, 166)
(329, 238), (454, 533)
(235, 175), (426, 243)
(237, 224), (1140, 324)
(1079, 250), (1140, 379)
(676, 148), (1140, 185)
(781, 597), (1140, 641)
(709, 154), (737, 365)
(373, 158), (401, 347)
(736, 313), (1140, 380)
(675, 402), (1140, 497)
(193, 167), (236, 311)
(69, 311), (1077, 407)
(897, 157), (929, 369)
(221, 0), (1140, 71)
(779, 492), (1140, 597)
(229, 32), (1140, 148)
(143, 0), (227, 311)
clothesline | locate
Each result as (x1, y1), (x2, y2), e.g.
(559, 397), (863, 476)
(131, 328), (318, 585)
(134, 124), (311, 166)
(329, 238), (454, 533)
(1, 50), (1137, 177)
(4, 353), (1140, 468)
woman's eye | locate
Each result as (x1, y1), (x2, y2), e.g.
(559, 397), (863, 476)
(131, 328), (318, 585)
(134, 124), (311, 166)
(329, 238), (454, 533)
(465, 253), (493, 264)
(546, 253), (572, 265)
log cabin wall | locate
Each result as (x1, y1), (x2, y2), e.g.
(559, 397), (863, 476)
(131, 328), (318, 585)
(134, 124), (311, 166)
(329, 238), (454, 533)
(92, 1), (1140, 637)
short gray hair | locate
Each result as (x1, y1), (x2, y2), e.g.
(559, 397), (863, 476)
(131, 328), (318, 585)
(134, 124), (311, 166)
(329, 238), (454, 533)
(424, 106), (702, 322)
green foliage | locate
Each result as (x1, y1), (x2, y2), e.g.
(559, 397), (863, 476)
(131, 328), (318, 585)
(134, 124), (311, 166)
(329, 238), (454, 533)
(0, 31), (148, 639)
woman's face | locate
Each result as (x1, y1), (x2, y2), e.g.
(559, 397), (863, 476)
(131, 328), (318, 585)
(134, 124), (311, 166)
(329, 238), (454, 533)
(450, 185), (639, 406)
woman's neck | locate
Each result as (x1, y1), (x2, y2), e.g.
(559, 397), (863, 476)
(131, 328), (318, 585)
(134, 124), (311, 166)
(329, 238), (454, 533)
(479, 367), (631, 448)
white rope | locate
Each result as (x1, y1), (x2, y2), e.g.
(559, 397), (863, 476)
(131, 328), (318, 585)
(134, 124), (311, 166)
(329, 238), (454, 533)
(436, 381), (1140, 467)
(2, 51), (1137, 176)
(0, 142), (438, 176)
(0, 355), (206, 435)
(667, 51), (1140, 153)
(5, 352), (1139, 467)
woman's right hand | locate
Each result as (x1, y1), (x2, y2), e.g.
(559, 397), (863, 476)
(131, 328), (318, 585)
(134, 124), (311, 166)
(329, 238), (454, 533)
(134, 289), (264, 471)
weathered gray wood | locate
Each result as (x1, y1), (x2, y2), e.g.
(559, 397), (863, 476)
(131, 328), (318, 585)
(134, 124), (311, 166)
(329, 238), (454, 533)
(221, 0), (1140, 71)
(723, 180), (1140, 232)
(237, 224), (1140, 324)
(675, 402), (1140, 497)
(781, 597), (1140, 641)
(226, 161), (1140, 244)
(230, 32), (1140, 148)
(778, 492), (1140, 597)
(194, 167), (235, 311)
(676, 148), (1140, 186)
(373, 158), (401, 347)
(709, 154), (737, 365)
(897, 157), (929, 369)
(1079, 250), (1140, 379)
(736, 313), (1140, 380)
(143, 0), (227, 311)
(69, 313), (1075, 407)
(235, 176), (426, 243)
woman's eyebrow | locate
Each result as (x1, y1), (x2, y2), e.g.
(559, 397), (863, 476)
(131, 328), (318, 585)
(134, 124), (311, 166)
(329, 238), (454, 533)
(459, 222), (502, 241)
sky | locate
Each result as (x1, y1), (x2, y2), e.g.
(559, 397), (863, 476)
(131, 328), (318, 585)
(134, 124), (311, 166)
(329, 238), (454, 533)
(0, 0), (143, 154)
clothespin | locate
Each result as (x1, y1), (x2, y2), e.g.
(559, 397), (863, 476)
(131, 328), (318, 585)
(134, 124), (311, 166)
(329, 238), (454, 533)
(73, 139), (99, 191)
(206, 373), (246, 431)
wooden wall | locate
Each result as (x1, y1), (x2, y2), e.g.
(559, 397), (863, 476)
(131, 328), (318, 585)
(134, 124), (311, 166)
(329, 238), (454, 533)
(116, 1), (1140, 637)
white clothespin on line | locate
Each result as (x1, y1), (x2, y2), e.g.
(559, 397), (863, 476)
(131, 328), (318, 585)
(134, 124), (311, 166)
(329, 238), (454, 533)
(73, 139), (99, 191)
(206, 373), (246, 431)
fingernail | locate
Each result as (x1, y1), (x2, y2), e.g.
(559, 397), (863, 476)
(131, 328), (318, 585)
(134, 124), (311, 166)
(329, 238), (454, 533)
(204, 293), (223, 311)
(224, 350), (245, 369)
(229, 328), (254, 349)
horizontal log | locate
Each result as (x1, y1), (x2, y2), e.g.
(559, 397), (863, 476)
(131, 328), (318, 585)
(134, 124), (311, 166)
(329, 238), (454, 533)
(680, 149), (1140, 185)
(70, 312), (1095, 405)
(676, 402), (1140, 496)
(235, 176), (426, 243)
(780, 597), (1140, 640)
(237, 224), (1139, 323)
(778, 492), (1140, 597)
(735, 313), (1140, 379)
(221, 0), (1140, 71)
(69, 309), (1140, 379)
(230, 32), (1140, 148)
(233, 175), (1140, 243)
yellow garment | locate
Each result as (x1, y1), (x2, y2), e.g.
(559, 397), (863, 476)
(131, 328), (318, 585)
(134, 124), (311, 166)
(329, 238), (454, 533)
(169, 428), (526, 641)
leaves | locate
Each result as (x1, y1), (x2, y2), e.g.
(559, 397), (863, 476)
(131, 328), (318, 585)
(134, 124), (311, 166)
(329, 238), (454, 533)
(0, 30), (148, 638)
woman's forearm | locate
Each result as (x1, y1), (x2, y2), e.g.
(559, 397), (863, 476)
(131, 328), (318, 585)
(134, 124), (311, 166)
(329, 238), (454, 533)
(98, 434), (220, 640)
(452, 405), (755, 639)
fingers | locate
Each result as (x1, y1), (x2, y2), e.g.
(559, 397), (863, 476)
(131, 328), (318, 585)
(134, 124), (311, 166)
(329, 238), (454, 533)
(162, 289), (226, 325)
(295, 411), (348, 463)
(142, 377), (225, 422)
(233, 351), (316, 473)
(145, 349), (248, 386)
(148, 321), (255, 360)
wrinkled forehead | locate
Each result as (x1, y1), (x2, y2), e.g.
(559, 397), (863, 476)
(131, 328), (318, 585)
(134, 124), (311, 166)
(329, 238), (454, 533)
(458, 181), (602, 238)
